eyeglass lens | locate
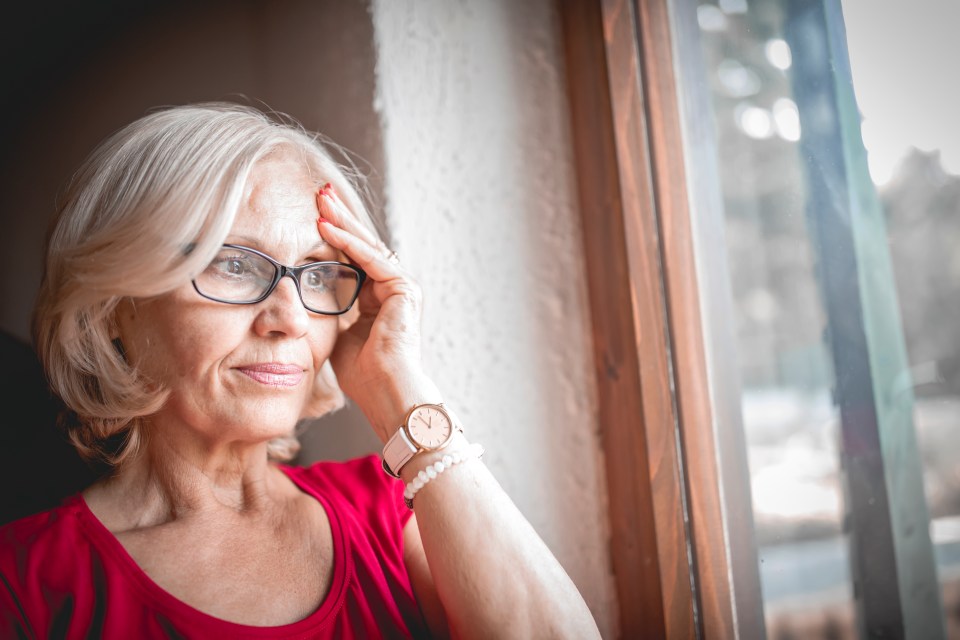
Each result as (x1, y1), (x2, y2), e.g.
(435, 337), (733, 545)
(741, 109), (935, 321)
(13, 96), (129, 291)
(194, 246), (361, 313)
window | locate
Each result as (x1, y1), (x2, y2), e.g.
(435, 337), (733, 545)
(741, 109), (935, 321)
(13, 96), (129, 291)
(561, 0), (958, 636)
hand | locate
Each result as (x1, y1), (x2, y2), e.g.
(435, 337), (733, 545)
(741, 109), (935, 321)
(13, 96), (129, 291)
(315, 186), (440, 440)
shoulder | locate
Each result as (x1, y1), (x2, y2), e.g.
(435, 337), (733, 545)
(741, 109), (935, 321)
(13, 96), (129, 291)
(1, 497), (86, 557)
(0, 497), (90, 579)
(283, 454), (411, 527)
(0, 496), (96, 637)
(286, 454), (393, 497)
(284, 458), (426, 634)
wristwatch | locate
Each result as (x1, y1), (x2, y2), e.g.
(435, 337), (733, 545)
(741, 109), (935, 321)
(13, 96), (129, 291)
(381, 402), (463, 477)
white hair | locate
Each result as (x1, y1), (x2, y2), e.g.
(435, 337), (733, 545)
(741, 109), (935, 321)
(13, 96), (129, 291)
(32, 102), (380, 467)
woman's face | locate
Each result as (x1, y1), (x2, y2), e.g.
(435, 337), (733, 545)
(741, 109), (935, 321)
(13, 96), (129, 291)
(115, 153), (342, 447)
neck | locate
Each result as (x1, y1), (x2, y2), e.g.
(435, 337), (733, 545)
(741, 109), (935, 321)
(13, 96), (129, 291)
(86, 422), (290, 532)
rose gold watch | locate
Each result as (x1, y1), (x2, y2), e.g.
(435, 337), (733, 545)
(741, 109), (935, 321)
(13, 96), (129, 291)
(381, 403), (463, 478)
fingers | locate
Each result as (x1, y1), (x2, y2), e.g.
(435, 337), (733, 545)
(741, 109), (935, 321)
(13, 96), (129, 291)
(316, 184), (402, 282)
(315, 184), (387, 253)
(317, 214), (403, 283)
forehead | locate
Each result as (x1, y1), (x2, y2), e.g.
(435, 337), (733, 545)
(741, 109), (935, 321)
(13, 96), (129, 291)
(229, 153), (324, 259)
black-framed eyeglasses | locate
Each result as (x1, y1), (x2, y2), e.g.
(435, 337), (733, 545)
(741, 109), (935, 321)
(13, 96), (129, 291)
(192, 244), (366, 315)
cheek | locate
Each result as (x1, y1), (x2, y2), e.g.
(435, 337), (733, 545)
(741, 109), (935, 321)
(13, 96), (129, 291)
(160, 319), (236, 377)
(120, 300), (242, 385)
(309, 320), (341, 364)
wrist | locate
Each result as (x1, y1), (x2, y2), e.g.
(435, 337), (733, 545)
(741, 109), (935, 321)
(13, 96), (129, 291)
(381, 398), (466, 478)
(362, 373), (443, 443)
(401, 438), (484, 509)
(397, 432), (473, 482)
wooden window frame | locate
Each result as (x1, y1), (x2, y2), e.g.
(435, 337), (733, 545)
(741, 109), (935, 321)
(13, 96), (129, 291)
(558, 0), (763, 636)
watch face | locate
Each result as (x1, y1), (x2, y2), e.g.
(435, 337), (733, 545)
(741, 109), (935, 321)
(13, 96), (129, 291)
(406, 405), (454, 449)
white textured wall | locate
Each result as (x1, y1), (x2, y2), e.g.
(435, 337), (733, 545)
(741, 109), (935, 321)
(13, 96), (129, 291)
(370, 1), (618, 635)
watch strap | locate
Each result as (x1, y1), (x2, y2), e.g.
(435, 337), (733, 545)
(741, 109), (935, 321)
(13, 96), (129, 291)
(382, 424), (418, 478)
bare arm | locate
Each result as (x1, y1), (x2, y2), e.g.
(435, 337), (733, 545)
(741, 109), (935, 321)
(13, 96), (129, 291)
(315, 187), (600, 638)
(399, 434), (601, 639)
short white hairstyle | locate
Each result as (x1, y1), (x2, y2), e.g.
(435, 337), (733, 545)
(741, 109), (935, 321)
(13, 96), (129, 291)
(32, 102), (380, 467)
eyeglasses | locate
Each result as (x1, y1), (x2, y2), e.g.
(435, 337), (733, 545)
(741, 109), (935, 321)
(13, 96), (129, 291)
(192, 244), (366, 315)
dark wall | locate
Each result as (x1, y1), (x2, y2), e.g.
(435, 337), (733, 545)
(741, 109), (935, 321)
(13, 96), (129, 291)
(0, 0), (386, 342)
(0, 330), (99, 524)
(0, 1), (386, 522)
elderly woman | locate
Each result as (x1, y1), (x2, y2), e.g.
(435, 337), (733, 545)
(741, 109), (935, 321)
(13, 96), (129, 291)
(0, 103), (600, 639)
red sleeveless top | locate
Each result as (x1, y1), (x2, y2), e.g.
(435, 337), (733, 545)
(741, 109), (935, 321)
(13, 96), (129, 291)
(0, 455), (428, 639)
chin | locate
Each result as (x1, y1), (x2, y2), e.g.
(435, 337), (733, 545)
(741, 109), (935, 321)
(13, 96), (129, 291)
(216, 404), (304, 442)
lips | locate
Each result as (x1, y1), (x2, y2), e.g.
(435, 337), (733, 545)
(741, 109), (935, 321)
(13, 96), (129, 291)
(236, 363), (305, 387)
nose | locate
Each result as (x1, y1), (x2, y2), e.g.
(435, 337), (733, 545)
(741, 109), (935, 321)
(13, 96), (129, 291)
(252, 274), (310, 337)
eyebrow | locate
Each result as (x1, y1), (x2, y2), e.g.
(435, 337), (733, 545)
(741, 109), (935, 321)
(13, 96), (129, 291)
(226, 236), (330, 250)
(301, 240), (334, 255)
(224, 236), (335, 260)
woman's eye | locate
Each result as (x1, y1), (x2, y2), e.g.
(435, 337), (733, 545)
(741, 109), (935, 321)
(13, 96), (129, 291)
(212, 256), (253, 277)
(304, 270), (330, 290)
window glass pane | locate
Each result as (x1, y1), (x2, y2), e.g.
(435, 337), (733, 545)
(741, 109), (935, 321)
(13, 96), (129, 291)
(683, 0), (955, 636)
(842, 0), (960, 636)
(694, 2), (855, 634)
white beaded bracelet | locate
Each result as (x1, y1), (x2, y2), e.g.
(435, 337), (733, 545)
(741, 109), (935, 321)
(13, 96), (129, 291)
(403, 443), (485, 509)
